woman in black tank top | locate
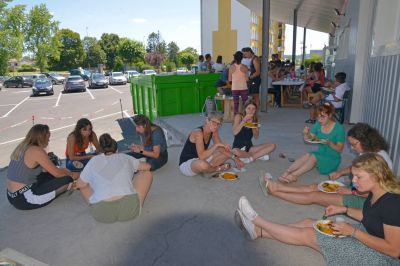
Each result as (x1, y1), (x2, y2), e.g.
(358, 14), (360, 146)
(232, 99), (276, 164)
(178, 112), (244, 176)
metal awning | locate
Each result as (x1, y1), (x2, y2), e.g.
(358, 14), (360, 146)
(237, 0), (345, 33)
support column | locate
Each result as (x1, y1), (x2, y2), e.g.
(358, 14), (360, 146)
(292, 9), (297, 64)
(260, 0), (270, 112)
(301, 27), (306, 66)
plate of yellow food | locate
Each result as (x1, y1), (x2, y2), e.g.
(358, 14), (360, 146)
(318, 180), (345, 193)
(244, 122), (260, 129)
(313, 219), (345, 238)
(305, 137), (327, 144)
(219, 172), (239, 181)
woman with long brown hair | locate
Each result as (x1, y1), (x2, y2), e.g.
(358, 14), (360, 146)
(7, 124), (78, 210)
(65, 118), (100, 172)
(128, 114), (168, 171)
(231, 98), (276, 164)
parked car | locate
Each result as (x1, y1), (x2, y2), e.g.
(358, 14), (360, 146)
(31, 74), (47, 81)
(190, 65), (199, 73)
(89, 73), (109, 88)
(64, 75), (86, 93)
(70, 69), (90, 81)
(43, 73), (65, 84)
(109, 72), (127, 85)
(143, 69), (157, 75)
(125, 70), (140, 82)
(3, 76), (33, 88)
(32, 78), (54, 96)
(177, 67), (188, 74)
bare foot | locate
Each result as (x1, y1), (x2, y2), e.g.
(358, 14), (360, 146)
(278, 170), (291, 183)
(267, 180), (279, 194)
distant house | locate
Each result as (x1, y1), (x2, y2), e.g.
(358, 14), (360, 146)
(8, 57), (35, 69)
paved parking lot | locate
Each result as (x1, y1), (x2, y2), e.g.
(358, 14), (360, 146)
(0, 82), (134, 168)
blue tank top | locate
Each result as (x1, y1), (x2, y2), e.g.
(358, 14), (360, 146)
(7, 150), (42, 185)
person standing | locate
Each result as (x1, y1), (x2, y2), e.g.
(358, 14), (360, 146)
(242, 47), (261, 108)
(229, 51), (249, 114)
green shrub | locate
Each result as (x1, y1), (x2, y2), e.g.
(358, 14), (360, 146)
(18, 64), (38, 72)
(136, 62), (153, 72)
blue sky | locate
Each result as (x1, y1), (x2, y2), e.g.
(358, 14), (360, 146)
(10, 0), (327, 55)
(11, 0), (202, 52)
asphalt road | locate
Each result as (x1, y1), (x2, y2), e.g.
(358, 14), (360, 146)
(0, 82), (134, 168)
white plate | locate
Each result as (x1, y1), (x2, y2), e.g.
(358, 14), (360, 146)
(322, 87), (335, 93)
(318, 180), (345, 193)
(313, 220), (345, 238)
(305, 138), (327, 144)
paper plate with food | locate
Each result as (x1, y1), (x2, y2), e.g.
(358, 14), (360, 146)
(318, 180), (345, 193)
(244, 122), (260, 129)
(305, 137), (327, 144)
(313, 219), (345, 238)
(219, 171), (239, 181)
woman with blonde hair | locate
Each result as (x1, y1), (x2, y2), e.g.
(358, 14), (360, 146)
(232, 98), (276, 163)
(279, 103), (345, 183)
(7, 124), (78, 210)
(236, 153), (400, 265)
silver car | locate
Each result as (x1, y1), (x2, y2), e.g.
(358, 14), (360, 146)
(64, 75), (86, 93)
(109, 72), (127, 85)
(89, 73), (109, 88)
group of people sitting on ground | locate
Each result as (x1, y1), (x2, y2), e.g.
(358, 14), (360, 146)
(6, 114), (167, 224)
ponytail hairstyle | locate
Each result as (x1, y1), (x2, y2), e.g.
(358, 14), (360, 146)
(11, 124), (50, 160)
(352, 153), (400, 194)
(133, 114), (159, 147)
(99, 133), (117, 154)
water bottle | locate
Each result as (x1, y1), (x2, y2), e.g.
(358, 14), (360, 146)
(89, 144), (94, 154)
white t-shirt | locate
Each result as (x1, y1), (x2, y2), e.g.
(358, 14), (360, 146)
(377, 150), (393, 170)
(80, 153), (139, 204)
(212, 63), (225, 73)
(325, 82), (350, 108)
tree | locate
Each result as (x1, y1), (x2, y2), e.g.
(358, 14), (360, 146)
(178, 47), (198, 69)
(146, 31), (166, 55)
(99, 33), (120, 70)
(52, 29), (83, 70)
(82, 36), (106, 69)
(145, 52), (164, 70)
(25, 4), (60, 72)
(167, 41), (179, 67)
(118, 38), (145, 67)
(0, 3), (26, 75)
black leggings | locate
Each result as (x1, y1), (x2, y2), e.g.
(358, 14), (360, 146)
(127, 151), (168, 171)
(7, 172), (72, 210)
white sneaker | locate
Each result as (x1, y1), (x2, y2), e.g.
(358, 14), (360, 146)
(235, 210), (257, 240)
(257, 155), (270, 161)
(238, 196), (258, 221)
(240, 157), (253, 164)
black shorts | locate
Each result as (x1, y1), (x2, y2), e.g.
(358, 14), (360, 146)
(248, 77), (261, 94)
(7, 172), (72, 210)
(232, 141), (253, 152)
(127, 151), (168, 171)
(311, 83), (321, 93)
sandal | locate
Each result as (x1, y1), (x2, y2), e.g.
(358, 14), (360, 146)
(259, 173), (273, 197)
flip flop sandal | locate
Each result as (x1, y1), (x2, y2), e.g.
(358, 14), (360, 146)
(259, 174), (272, 197)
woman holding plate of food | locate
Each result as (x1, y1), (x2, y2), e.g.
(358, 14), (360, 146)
(236, 153), (400, 265)
(231, 99), (276, 164)
(278, 103), (345, 183)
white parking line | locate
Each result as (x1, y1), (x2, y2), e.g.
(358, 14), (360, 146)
(0, 110), (126, 146)
(54, 92), (62, 107)
(109, 85), (123, 94)
(2, 96), (29, 118)
(12, 90), (31, 94)
(94, 109), (104, 114)
(60, 116), (72, 120)
(29, 97), (57, 101)
(86, 88), (95, 99)
(123, 111), (134, 124)
(10, 120), (28, 127)
(0, 104), (17, 107)
(41, 117), (55, 120)
(111, 101), (119, 105)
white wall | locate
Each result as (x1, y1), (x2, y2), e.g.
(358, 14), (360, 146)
(201, 0), (218, 55)
(231, 0), (251, 51)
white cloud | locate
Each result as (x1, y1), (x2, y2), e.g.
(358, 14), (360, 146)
(130, 18), (148, 24)
(177, 25), (187, 30)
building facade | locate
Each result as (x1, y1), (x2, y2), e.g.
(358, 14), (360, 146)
(200, 0), (285, 63)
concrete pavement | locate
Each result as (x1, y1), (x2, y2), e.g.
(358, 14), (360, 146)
(0, 107), (354, 266)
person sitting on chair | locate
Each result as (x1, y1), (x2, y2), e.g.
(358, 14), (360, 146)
(305, 72), (350, 124)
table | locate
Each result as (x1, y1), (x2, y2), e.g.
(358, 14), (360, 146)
(272, 79), (305, 107)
